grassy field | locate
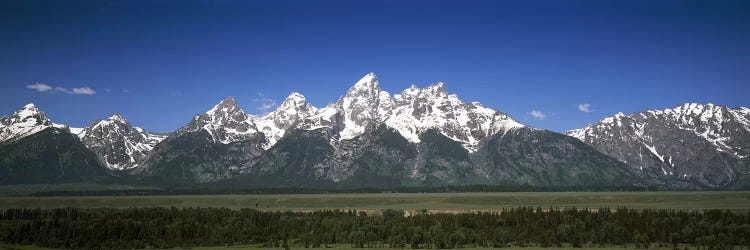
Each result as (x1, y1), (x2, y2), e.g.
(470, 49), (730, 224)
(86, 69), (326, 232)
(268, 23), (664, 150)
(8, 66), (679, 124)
(0, 183), (158, 197)
(1, 191), (748, 212)
(190, 244), (697, 250)
(0, 244), (703, 250)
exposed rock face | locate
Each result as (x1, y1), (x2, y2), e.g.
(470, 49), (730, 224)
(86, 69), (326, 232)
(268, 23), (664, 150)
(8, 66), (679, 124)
(0, 104), (109, 184)
(131, 72), (648, 187)
(0, 104), (63, 145)
(474, 127), (644, 187)
(335, 72), (395, 140)
(77, 114), (166, 170)
(9, 74), (746, 189)
(134, 97), (267, 183)
(254, 92), (322, 148)
(177, 96), (261, 144)
(385, 82), (523, 152)
(567, 103), (750, 188)
(253, 73), (524, 153)
(133, 129), (266, 183)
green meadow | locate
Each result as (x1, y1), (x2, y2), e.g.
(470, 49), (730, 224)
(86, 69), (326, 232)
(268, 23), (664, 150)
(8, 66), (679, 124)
(1, 191), (748, 212)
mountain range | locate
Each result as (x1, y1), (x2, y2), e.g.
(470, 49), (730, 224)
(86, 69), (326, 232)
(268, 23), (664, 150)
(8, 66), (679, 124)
(1, 73), (747, 189)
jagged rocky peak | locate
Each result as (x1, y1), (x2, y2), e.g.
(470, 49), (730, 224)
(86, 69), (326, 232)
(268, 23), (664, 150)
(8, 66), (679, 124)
(6, 103), (52, 126)
(108, 113), (127, 123)
(566, 103), (750, 187)
(207, 96), (250, 125)
(399, 84), (420, 98)
(178, 96), (259, 144)
(425, 82), (447, 95)
(78, 113), (127, 137)
(0, 103), (64, 144)
(278, 92), (316, 114)
(352, 72), (379, 90)
(337, 72), (394, 140)
(299, 101), (341, 133)
(255, 92), (320, 148)
(255, 73), (524, 151)
(571, 103), (749, 153)
(663, 103), (749, 155)
(386, 82), (523, 151)
(79, 113), (165, 170)
(81, 113), (134, 134)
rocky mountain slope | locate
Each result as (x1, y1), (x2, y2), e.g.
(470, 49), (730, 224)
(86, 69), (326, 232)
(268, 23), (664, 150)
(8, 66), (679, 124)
(253, 72), (524, 152)
(203, 73), (642, 187)
(474, 127), (644, 187)
(567, 103), (750, 188)
(2, 73), (747, 189)
(0, 104), (109, 184)
(0, 104), (68, 145)
(76, 114), (166, 170)
(132, 97), (267, 183)
(136, 73), (540, 184)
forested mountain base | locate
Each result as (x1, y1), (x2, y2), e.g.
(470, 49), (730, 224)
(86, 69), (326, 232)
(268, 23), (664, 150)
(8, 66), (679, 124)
(1, 207), (749, 249)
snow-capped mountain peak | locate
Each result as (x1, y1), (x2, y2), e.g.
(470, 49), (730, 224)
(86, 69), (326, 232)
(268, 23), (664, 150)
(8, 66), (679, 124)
(206, 96), (250, 125)
(567, 103), (750, 186)
(78, 113), (167, 170)
(385, 83), (523, 151)
(254, 92), (319, 148)
(278, 92), (315, 112)
(177, 97), (260, 144)
(0, 103), (62, 144)
(108, 113), (127, 123)
(425, 82), (447, 95)
(352, 72), (379, 89)
(119, 73), (526, 155)
(337, 72), (394, 140)
(250, 73), (524, 151)
(9, 103), (51, 126)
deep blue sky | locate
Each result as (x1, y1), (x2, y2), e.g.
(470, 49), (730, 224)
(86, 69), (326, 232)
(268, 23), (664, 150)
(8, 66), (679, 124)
(1, 0), (748, 132)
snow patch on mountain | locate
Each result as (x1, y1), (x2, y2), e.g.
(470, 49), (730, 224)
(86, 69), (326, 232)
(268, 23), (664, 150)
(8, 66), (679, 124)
(245, 72), (525, 152)
(336, 72), (394, 140)
(79, 113), (167, 170)
(568, 102), (750, 167)
(69, 127), (84, 135)
(177, 97), (261, 144)
(155, 73), (524, 153)
(385, 82), (523, 151)
(662, 103), (747, 158)
(254, 92), (319, 148)
(0, 103), (68, 144)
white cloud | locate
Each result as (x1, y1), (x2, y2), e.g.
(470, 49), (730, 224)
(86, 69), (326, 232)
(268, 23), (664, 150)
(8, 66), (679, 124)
(26, 82), (96, 95)
(105, 88), (112, 93)
(252, 93), (277, 114)
(54, 87), (72, 94)
(578, 103), (592, 113)
(529, 110), (545, 119)
(26, 83), (53, 92)
(72, 87), (96, 95)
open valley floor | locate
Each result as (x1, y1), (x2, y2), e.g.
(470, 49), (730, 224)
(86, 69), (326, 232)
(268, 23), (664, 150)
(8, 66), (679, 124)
(2, 191), (749, 212)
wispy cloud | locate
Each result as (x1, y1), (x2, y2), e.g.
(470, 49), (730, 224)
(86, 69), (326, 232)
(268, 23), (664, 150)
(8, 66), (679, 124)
(252, 93), (277, 114)
(578, 103), (592, 113)
(529, 110), (545, 119)
(72, 87), (96, 95)
(26, 83), (53, 92)
(26, 82), (96, 95)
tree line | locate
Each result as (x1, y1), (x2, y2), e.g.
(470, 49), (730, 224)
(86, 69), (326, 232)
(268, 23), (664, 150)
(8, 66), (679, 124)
(1, 207), (748, 249)
(27, 184), (661, 197)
